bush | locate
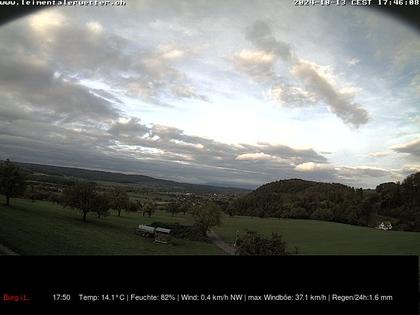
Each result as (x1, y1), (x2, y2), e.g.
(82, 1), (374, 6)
(235, 230), (289, 255)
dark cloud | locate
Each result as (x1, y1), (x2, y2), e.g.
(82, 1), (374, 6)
(108, 118), (149, 139)
(392, 138), (420, 157)
(0, 57), (118, 124)
(245, 20), (294, 62)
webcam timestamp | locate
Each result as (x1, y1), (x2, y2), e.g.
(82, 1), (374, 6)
(294, 0), (419, 5)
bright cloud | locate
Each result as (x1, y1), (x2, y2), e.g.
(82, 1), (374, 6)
(29, 10), (66, 33)
(235, 152), (274, 161)
(86, 21), (104, 34)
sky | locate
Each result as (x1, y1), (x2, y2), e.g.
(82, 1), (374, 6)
(0, 1), (419, 189)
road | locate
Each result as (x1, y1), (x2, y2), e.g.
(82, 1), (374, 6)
(0, 243), (19, 255)
(207, 230), (236, 255)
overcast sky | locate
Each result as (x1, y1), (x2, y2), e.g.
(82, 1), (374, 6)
(0, 1), (419, 189)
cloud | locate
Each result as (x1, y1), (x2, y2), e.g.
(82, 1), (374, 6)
(3, 8), (208, 108)
(410, 74), (420, 96)
(29, 10), (67, 34)
(0, 86), (333, 188)
(290, 60), (369, 127)
(295, 163), (391, 183)
(171, 85), (209, 101)
(235, 152), (274, 161)
(233, 49), (276, 83)
(392, 40), (420, 70)
(108, 118), (149, 138)
(266, 83), (317, 107)
(395, 165), (420, 178)
(392, 138), (420, 157)
(295, 162), (332, 172)
(0, 55), (118, 124)
(0, 4), (408, 189)
(86, 21), (104, 34)
(235, 50), (275, 64)
(236, 20), (369, 128)
(346, 58), (360, 66)
(335, 166), (390, 178)
(368, 151), (391, 158)
(245, 20), (294, 62)
(162, 49), (185, 59)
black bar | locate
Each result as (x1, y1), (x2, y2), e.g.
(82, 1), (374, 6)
(0, 256), (418, 313)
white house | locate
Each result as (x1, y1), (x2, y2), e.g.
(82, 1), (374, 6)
(376, 221), (392, 231)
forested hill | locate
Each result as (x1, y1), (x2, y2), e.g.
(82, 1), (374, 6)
(227, 174), (420, 232)
(13, 161), (248, 195)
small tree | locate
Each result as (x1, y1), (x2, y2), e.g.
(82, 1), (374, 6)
(226, 202), (236, 217)
(181, 200), (191, 215)
(24, 184), (36, 203)
(136, 200), (143, 213)
(142, 199), (156, 217)
(109, 188), (129, 217)
(166, 201), (180, 216)
(127, 200), (141, 212)
(190, 201), (222, 235)
(93, 192), (111, 219)
(62, 182), (99, 223)
(0, 159), (26, 206)
(235, 230), (288, 255)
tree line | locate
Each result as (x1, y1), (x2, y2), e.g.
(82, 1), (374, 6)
(2, 158), (419, 233)
(227, 175), (420, 232)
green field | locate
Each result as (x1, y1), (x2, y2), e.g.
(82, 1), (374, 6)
(0, 198), (223, 255)
(1, 197), (420, 255)
(214, 216), (420, 255)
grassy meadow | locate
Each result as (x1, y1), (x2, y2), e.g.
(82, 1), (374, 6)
(1, 197), (420, 255)
(214, 215), (420, 255)
(0, 198), (223, 255)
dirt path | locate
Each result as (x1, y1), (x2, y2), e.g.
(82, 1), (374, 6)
(0, 243), (19, 256)
(207, 230), (236, 255)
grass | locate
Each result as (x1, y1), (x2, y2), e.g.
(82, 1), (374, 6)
(0, 198), (223, 255)
(127, 191), (174, 202)
(1, 197), (420, 255)
(214, 215), (420, 255)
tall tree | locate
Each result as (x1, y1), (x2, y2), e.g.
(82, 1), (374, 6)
(62, 182), (103, 223)
(0, 159), (26, 206)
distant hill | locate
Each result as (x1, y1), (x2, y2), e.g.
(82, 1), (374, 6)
(13, 161), (249, 195)
(227, 175), (420, 232)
